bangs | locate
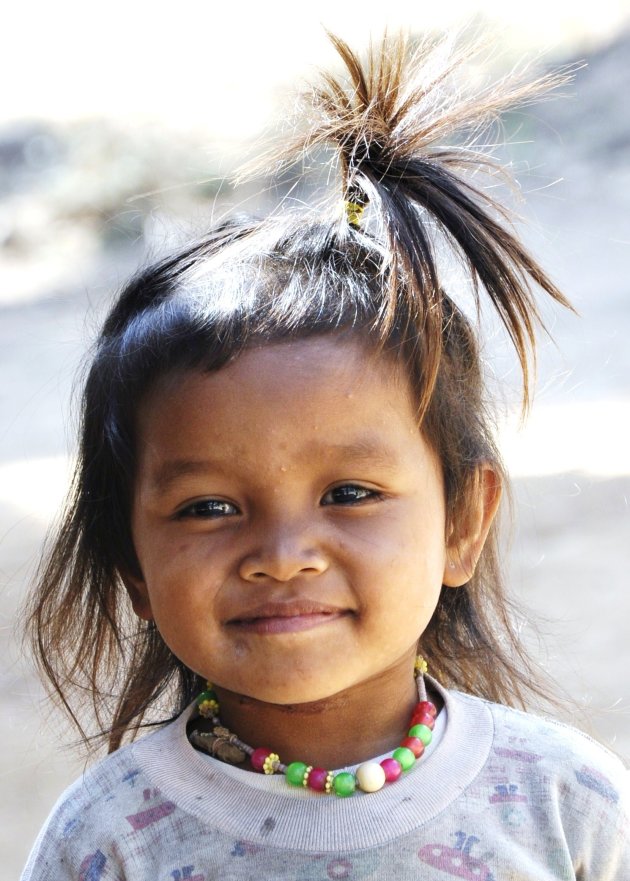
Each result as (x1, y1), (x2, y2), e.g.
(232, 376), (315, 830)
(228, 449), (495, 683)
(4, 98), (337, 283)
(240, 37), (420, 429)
(98, 217), (414, 404)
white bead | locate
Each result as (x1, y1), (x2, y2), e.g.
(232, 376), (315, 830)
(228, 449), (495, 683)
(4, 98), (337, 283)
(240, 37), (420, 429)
(356, 761), (386, 792)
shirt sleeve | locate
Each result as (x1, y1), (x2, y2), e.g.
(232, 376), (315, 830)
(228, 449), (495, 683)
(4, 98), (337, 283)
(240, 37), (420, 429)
(562, 746), (630, 880)
(19, 777), (125, 881)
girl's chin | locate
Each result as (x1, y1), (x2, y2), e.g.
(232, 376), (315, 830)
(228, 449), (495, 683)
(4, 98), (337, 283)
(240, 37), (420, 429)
(206, 651), (416, 708)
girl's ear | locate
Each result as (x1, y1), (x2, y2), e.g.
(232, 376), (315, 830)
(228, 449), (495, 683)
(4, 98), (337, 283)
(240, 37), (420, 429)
(443, 465), (502, 588)
(120, 571), (154, 621)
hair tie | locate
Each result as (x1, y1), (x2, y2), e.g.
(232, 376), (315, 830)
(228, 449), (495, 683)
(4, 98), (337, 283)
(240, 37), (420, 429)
(345, 200), (365, 229)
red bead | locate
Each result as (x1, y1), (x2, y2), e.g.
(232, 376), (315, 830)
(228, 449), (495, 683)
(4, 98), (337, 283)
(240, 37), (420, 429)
(307, 767), (328, 791)
(410, 712), (435, 730)
(415, 700), (437, 718)
(400, 736), (425, 759)
(251, 747), (272, 772)
(380, 757), (403, 782)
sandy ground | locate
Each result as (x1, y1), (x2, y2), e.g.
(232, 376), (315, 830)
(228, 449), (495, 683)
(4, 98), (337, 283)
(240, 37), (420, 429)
(2, 120), (629, 879)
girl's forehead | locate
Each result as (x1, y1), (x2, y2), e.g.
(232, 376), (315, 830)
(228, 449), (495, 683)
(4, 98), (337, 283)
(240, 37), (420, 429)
(135, 336), (428, 472)
(145, 335), (412, 414)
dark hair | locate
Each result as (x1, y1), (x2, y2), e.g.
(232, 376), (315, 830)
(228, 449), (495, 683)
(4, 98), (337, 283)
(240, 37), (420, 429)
(26, 33), (573, 752)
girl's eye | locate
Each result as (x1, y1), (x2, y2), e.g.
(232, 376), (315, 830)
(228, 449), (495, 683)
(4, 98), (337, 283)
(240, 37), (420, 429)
(321, 484), (379, 506)
(175, 499), (238, 519)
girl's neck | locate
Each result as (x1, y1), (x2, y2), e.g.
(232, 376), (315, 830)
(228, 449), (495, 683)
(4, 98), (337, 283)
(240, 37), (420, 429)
(212, 657), (442, 770)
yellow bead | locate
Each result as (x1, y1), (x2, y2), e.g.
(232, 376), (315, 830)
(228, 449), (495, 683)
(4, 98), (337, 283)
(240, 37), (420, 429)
(414, 656), (428, 674)
(198, 699), (219, 717)
(263, 752), (280, 774)
(356, 762), (386, 792)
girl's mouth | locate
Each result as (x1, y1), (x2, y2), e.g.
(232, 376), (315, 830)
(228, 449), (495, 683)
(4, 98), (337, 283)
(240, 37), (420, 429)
(228, 602), (349, 635)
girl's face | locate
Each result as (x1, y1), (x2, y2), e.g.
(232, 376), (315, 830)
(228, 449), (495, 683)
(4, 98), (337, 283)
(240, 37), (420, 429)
(127, 336), (462, 704)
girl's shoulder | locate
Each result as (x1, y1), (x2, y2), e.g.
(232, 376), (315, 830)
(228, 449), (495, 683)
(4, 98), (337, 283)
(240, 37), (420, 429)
(35, 742), (141, 831)
(452, 687), (628, 802)
(21, 734), (174, 881)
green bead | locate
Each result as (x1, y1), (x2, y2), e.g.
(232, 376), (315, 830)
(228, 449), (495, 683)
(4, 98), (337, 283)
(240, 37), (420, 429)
(392, 747), (416, 771)
(408, 724), (432, 746)
(286, 762), (308, 787)
(332, 771), (356, 797)
(196, 689), (218, 706)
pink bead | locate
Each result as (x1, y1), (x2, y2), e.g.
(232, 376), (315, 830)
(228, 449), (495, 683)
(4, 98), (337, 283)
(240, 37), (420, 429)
(415, 700), (437, 718)
(380, 757), (403, 782)
(410, 712), (435, 730)
(251, 747), (271, 772)
(400, 736), (425, 759)
(307, 767), (328, 791)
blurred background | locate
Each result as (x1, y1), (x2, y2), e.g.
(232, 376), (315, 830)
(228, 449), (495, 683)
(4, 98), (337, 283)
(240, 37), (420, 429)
(2, 1), (629, 875)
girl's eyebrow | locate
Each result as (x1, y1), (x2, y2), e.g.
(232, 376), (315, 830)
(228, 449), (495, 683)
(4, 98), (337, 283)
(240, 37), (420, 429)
(148, 441), (399, 492)
(322, 440), (399, 470)
(149, 458), (231, 492)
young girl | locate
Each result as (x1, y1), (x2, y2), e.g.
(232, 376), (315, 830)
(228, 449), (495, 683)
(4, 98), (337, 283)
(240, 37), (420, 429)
(22, 34), (629, 880)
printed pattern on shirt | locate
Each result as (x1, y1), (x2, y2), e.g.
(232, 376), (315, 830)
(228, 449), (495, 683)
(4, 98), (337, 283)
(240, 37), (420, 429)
(20, 694), (630, 881)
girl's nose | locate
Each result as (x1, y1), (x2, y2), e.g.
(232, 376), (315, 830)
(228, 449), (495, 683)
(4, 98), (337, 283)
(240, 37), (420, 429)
(238, 528), (329, 583)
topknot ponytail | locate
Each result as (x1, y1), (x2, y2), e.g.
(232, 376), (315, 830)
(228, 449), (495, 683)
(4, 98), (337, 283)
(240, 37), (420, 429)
(247, 32), (574, 411)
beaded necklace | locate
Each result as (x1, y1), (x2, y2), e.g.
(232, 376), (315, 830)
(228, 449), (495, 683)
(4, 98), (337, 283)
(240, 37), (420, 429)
(188, 656), (437, 797)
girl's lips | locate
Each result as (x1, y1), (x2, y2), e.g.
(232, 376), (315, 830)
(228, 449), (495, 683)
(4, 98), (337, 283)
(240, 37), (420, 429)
(230, 611), (346, 635)
(227, 602), (350, 635)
